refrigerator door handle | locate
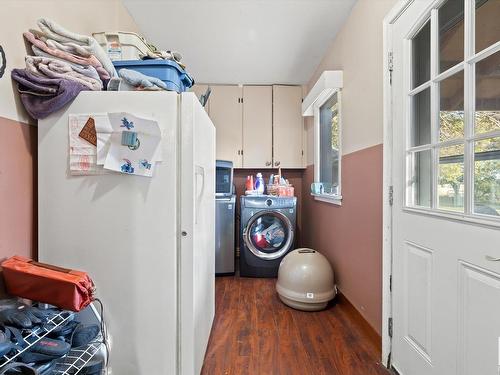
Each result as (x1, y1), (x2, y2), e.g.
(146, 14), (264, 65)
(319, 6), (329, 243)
(195, 165), (205, 224)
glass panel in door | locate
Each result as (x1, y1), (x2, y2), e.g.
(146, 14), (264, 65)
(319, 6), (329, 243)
(474, 137), (500, 216)
(438, 144), (465, 211)
(439, 70), (465, 141)
(439, 0), (464, 73)
(475, 0), (500, 53)
(475, 50), (500, 134)
(412, 21), (431, 88)
(410, 149), (432, 207)
(412, 87), (432, 146)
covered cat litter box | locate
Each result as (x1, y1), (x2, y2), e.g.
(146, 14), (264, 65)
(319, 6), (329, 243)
(276, 248), (336, 311)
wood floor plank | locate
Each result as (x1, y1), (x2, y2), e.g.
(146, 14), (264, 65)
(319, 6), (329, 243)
(203, 276), (242, 375)
(201, 276), (391, 375)
(291, 308), (341, 375)
(230, 277), (258, 375)
(269, 281), (314, 375)
(254, 278), (280, 375)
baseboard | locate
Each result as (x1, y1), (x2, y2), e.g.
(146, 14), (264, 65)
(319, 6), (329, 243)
(336, 291), (382, 355)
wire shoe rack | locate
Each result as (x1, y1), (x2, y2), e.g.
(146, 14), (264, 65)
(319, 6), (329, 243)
(0, 309), (104, 374)
(52, 336), (103, 375)
(0, 310), (72, 367)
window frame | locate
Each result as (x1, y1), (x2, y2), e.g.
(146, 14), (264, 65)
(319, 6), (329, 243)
(312, 89), (343, 205)
(404, 0), (500, 225)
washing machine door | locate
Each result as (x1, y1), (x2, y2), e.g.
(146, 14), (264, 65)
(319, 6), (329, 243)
(243, 210), (294, 260)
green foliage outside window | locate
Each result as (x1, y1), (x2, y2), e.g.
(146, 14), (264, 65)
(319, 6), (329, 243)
(438, 111), (499, 214)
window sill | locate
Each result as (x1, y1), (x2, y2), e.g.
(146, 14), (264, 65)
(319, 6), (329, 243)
(311, 193), (342, 206)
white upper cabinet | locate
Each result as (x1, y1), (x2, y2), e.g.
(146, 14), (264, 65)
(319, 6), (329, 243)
(207, 84), (304, 169)
(209, 85), (243, 167)
(272, 85), (304, 168)
(242, 86), (273, 168)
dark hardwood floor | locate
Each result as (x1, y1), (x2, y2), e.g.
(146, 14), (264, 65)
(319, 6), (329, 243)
(201, 276), (391, 375)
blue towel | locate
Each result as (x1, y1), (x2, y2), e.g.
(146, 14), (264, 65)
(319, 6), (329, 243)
(118, 68), (168, 91)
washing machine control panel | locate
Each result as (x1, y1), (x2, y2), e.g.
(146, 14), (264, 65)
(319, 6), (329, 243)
(243, 195), (297, 209)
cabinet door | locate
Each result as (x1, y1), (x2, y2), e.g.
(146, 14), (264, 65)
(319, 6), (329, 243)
(209, 85), (243, 167)
(189, 84), (210, 114)
(273, 85), (304, 168)
(242, 86), (273, 168)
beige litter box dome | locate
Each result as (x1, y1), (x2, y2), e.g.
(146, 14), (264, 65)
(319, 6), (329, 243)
(276, 248), (336, 311)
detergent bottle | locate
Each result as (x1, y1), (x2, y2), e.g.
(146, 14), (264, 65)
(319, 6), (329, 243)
(254, 173), (265, 195)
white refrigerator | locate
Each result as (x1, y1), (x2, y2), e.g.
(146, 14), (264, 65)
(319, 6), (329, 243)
(38, 91), (215, 375)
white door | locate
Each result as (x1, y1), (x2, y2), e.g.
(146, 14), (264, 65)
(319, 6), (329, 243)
(209, 85), (243, 167)
(180, 93), (215, 375)
(243, 85), (273, 168)
(391, 1), (500, 375)
(273, 85), (304, 168)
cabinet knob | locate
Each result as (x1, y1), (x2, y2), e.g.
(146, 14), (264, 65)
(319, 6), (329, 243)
(237, 150), (240, 155)
(265, 161), (271, 166)
(275, 161), (281, 166)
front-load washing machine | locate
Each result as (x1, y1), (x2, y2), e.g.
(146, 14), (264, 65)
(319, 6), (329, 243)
(240, 195), (297, 277)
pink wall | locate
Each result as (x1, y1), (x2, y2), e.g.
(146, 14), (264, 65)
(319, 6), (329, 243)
(301, 144), (383, 335)
(0, 116), (37, 261)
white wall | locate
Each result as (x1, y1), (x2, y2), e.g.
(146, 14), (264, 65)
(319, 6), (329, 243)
(0, 0), (140, 123)
(305, 0), (398, 163)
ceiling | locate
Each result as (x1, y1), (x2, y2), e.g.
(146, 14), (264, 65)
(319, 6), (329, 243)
(122, 0), (356, 85)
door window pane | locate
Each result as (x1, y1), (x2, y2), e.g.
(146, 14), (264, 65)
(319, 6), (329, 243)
(410, 149), (432, 207)
(412, 88), (431, 146)
(440, 70), (465, 141)
(438, 144), (465, 211)
(412, 21), (431, 88)
(439, 0), (464, 73)
(474, 137), (500, 216)
(475, 51), (500, 134)
(319, 93), (340, 190)
(475, 0), (500, 53)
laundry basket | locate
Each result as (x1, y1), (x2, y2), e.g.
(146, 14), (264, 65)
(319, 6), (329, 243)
(113, 59), (194, 93)
(93, 31), (150, 60)
(276, 248), (336, 311)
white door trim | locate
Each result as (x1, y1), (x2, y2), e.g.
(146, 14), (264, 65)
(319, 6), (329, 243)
(382, 0), (415, 366)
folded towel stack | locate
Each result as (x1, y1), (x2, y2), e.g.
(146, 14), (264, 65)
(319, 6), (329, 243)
(11, 18), (116, 119)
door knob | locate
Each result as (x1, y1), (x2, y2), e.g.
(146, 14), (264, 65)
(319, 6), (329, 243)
(275, 161), (281, 166)
(265, 161), (271, 166)
(486, 255), (500, 261)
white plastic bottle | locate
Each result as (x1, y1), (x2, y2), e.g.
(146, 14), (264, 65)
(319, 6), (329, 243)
(255, 173), (265, 194)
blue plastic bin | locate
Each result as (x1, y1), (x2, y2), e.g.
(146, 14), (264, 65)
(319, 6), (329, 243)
(113, 59), (194, 93)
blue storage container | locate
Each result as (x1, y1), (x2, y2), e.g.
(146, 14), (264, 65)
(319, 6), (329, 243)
(113, 59), (194, 93)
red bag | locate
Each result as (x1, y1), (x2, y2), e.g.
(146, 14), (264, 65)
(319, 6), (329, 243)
(1, 255), (95, 312)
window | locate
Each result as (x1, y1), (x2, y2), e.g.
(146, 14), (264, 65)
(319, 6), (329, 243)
(406, 0), (500, 220)
(313, 91), (342, 203)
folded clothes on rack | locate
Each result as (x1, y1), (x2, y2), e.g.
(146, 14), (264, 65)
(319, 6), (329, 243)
(11, 68), (89, 119)
(29, 47), (99, 79)
(25, 56), (102, 91)
(34, 18), (116, 78)
(23, 31), (110, 81)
